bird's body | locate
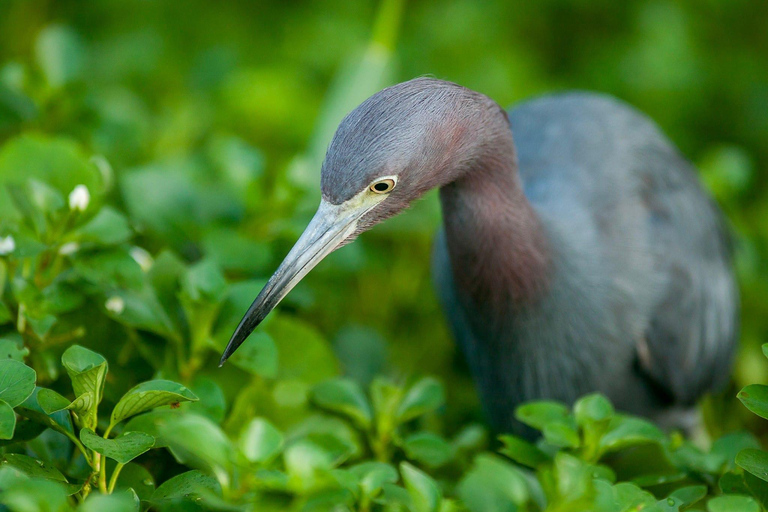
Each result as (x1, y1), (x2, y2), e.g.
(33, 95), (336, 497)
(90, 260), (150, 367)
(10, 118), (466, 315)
(432, 92), (737, 434)
(223, 78), (738, 437)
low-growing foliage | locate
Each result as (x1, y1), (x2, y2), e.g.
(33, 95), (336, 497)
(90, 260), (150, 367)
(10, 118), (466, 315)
(1, 0), (767, 510)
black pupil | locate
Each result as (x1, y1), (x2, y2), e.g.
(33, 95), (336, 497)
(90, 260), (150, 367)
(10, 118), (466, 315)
(374, 182), (390, 192)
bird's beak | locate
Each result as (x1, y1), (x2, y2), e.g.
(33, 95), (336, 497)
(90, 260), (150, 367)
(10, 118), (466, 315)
(219, 199), (369, 365)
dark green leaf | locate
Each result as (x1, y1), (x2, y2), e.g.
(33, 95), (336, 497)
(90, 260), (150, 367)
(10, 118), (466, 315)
(15, 387), (74, 435)
(0, 400), (16, 439)
(0, 359), (36, 407)
(151, 470), (221, 504)
(80, 428), (155, 464)
(736, 448), (768, 483)
(2, 453), (68, 481)
(227, 330), (278, 378)
(0, 334), (27, 362)
(110, 379), (198, 426)
(738, 385), (768, 420)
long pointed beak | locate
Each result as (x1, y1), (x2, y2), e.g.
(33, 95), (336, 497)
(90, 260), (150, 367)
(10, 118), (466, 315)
(219, 200), (365, 365)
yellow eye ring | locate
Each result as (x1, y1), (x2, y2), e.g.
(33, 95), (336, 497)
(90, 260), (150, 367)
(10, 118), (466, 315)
(370, 178), (396, 194)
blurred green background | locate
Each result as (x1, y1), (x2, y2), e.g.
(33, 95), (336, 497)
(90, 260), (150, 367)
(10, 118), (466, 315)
(1, 0), (767, 433)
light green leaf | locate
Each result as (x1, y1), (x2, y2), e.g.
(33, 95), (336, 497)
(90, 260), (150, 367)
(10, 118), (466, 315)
(0, 359), (36, 407)
(515, 401), (571, 431)
(402, 432), (454, 468)
(181, 258), (227, 303)
(312, 378), (372, 428)
(543, 422), (581, 448)
(0, 400), (16, 439)
(736, 448), (768, 483)
(35, 25), (85, 87)
(2, 453), (68, 482)
(457, 454), (530, 511)
(396, 377), (445, 423)
(15, 387), (74, 435)
(110, 379), (198, 426)
(574, 393), (614, 425)
(738, 385), (768, 420)
(80, 490), (140, 512)
(598, 416), (665, 454)
(708, 495), (760, 512)
(348, 462), (398, 497)
(159, 413), (234, 485)
(80, 428), (155, 464)
(400, 462), (441, 512)
(39, 388), (94, 417)
(74, 206), (132, 245)
(239, 418), (283, 464)
(657, 485), (706, 510)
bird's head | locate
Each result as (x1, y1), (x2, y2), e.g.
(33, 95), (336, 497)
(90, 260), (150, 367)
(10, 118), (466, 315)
(220, 78), (508, 364)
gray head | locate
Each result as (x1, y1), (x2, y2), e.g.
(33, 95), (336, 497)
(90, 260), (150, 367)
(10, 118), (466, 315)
(220, 78), (509, 363)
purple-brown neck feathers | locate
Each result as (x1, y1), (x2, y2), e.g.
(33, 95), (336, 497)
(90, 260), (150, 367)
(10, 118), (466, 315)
(439, 112), (550, 312)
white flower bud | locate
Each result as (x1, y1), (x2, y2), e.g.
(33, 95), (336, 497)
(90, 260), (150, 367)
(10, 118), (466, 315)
(105, 296), (125, 314)
(58, 242), (80, 256)
(129, 246), (153, 271)
(0, 236), (15, 256)
(68, 184), (90, 211)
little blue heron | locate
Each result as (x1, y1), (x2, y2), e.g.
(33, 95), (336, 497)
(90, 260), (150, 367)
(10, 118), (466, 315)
(221, 78), (738, 435)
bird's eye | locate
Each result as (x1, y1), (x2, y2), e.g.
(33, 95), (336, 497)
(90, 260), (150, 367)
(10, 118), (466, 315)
(370, 178), (396, 194)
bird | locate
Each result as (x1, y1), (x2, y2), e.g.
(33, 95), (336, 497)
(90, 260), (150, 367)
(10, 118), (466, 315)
(220, 77), (738, 437)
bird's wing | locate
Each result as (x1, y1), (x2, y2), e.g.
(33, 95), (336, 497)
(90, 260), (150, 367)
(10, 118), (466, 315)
(635, 141), (739, 405)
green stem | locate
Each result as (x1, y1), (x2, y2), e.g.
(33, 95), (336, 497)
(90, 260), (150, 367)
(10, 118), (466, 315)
(107, 463), (124, 494)
(97, 453), (107, 493)
(62, 429), (93, 467)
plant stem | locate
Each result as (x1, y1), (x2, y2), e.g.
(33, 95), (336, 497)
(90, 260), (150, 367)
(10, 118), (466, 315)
(97, 453), (108, 493)
(107, 462), (124, 494)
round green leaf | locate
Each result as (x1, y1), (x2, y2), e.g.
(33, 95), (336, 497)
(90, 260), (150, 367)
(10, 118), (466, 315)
(402, 432), (454, 468)
(736, 449), (768, 483)
(0, 359), (36, 408)
(110, 379), (198, 426)
(2, 453), (68, 482)
(151, 470), (221, 505)
(499, 434), (551, 468)
(708, 495), (760, 512)
(80, 428), (155, 464)
(574, 393), (614, 425)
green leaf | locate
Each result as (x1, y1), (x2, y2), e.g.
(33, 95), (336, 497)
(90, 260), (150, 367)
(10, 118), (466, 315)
(0, 336), (28, 363)
(598, 416), (665, 454)
(312, 378), (372, 428)
(515, 401), (571, 431)
(80, 491), (140, 512)
(0, 400), (16, 439)
(348, 462), (398, 497)
(15, 387), (74, 435)
(35, 24), (85, 87)
(74, 206), (132, 245)
(0, 135), (102, 221)
(396, 377), (445, 423)
(658, 485), (706, 510)
(738, 385), (768, 420)
(402, 432), (454, 468)
(159, 413), (234, 485)
(181, 258), (227, 303)
(110, 379), (198, 426)
(151, 470), (221, 505)
(736, 448), (768, 483)
(400, 462), (442, 512)
(227, 330), (278, 378)
(707, 495), (760, 512)
(499, 434), (551, 468)
(61, 345), (107, 401)
(239, 418), (283, 464)
(457, 453), (530, 512)
(543, 421), (581, 448)
(80, 428), (155, 464)
(0, 359), (36, 408)
(2, 453), (68, 482)
(574, 393), (614, 425)
(38, 388), (93, 416)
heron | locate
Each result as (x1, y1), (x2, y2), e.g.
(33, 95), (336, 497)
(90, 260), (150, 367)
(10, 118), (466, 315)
(220, 78), (738, 436)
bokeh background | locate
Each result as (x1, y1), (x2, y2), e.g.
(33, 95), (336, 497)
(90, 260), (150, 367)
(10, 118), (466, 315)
(1, 0), (767, 436)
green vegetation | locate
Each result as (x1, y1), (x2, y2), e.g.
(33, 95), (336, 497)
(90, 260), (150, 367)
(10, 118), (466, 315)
(0, 0), (767, 510)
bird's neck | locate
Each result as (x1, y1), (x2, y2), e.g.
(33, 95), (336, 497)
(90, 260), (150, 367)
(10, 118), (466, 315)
(439, 130), (550, 311)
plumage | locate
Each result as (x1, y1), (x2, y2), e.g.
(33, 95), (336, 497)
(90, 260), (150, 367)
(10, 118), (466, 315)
(223, 78), (738, 437)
